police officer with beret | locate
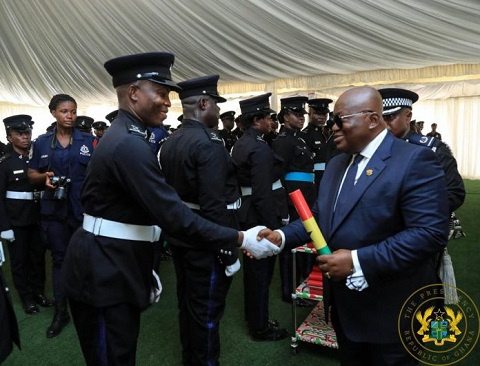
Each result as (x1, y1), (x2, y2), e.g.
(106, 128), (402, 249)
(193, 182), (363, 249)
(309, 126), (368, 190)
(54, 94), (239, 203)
(272, 96), (316, 305)
(231, 93), (289, 341)
(159, 75), (245, 364)
(28, 94), (95, 338)
(218, 110), (238, 152)
(61, 53), (279, 365)
(301, 98), (333, 188)
(0, 115), (51, 315)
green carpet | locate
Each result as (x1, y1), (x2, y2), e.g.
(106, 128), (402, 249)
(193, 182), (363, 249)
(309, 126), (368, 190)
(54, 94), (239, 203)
(2, 180), (479, 365)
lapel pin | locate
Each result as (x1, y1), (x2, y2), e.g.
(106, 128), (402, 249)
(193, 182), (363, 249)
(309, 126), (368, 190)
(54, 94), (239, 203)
(366, 169), (373, 176)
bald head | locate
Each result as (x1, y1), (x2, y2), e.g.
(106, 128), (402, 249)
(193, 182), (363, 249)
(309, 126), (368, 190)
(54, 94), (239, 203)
(336, 86), (384, 116)
(332, 86), (386, 154)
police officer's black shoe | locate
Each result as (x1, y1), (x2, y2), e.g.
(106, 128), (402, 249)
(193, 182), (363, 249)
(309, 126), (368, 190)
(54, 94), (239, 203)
(46, 299), (70, 338)
(251, 323), (289, 342)
(23, 301), (40, 315)
(33, 293), (53, 307)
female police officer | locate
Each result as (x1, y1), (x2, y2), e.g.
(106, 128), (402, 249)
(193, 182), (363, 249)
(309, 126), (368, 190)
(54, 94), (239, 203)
(28, 94), (95, 338)
(272, 97), (316, 305)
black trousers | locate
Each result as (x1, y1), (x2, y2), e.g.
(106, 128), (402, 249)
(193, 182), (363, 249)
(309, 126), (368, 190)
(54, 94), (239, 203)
(243, 253), (276, 332)
(331, 306), (418, 366)
(7, 225), (46, 302)
(69, 298), (141, 366)
(171, 246), (232, 366)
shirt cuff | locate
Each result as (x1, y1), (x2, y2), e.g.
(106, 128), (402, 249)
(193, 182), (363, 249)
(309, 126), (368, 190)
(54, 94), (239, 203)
(275, 229), (286, 251)
(351, 249), (362, 274)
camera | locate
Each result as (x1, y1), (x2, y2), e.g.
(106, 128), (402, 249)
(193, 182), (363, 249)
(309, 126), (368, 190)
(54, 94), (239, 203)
(50, 176), (71, 200)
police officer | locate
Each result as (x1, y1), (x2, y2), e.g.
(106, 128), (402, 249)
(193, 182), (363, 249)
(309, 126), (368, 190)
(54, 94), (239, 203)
(159, 75), (244, 364)
(232, 114), (244, 139)
(272, 96), (316, 305)
(231, 93), (289, 341)
(263, 113), (279, 147)
(60, 53), (278, 366)
(28, 94), (95, 338)
(91, 121), (108, 148)
(74, 115), (94, 134)
(301, 98), (333, 188)
(379, 88), (466, 296)
(379, 88), (465, 214)
(0, 115), (51, 314)
(105, 109), (119, 124)
(218, 110), (238, 152)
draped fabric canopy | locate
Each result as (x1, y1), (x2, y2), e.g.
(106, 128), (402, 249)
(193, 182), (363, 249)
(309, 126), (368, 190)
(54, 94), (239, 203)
(0, 0), (479, 177)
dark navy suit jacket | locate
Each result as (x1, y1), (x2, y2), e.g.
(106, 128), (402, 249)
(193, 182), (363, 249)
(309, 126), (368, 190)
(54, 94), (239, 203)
(282, 131), (449, 343)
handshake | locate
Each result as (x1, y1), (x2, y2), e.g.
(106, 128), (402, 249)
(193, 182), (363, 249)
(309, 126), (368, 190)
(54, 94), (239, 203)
(240, 225), (282, 259)
(223, 226), (282, 277)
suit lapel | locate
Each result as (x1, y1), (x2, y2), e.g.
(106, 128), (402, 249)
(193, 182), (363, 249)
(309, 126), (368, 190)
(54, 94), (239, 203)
(324, 154), (350, 234)
(330, 133), (393, 236)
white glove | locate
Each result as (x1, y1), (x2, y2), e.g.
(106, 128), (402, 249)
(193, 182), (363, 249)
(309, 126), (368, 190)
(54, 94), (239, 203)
(1, 230), (15, 242)
(225, 258), (241, 277)
(149, 270), (162, 304)
(241, 225), (281, 259)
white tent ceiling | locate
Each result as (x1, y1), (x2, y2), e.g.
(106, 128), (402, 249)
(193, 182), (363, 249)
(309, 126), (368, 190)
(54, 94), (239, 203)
(1, 0), (480, 107)
(0, 0), (479, 178)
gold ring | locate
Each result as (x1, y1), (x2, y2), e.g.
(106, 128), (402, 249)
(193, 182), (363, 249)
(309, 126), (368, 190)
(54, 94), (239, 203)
(326, 272), (331, 279)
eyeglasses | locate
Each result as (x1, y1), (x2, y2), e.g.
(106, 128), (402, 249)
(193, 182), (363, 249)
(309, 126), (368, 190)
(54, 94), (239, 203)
(332, 110), (375, 129)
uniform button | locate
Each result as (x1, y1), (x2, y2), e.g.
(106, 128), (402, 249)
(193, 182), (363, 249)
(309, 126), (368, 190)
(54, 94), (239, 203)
(228, 251), (232, 255)
(220, 249), (224, 254)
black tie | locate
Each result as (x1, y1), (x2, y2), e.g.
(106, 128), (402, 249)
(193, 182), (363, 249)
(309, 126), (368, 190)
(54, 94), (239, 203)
(333, 154), (363, 224)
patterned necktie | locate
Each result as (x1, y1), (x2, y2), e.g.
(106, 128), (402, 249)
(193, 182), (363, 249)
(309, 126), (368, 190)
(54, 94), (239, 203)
(333, 154), (363, 224)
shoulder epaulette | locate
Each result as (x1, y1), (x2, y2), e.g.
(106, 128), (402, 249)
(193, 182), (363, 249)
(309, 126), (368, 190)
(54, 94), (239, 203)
(407, 134), (436, 148)
(128, 124), (148, 138)
(0, 153), (11, 164)
(207, 130), (224, 143)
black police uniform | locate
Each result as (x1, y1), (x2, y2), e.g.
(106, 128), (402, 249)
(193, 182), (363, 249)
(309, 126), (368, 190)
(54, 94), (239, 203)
(159, 75), (240, 365)
(301, 123), (328, 187)
(231, 116), (289, 338)
(218, 128), (238, 152)
(0, 147), (47, 312)
(63, 109), (240, 364)
(272, 100), (316, 303)
(404, 131), (465, 212)
(0, 266), (20, 363)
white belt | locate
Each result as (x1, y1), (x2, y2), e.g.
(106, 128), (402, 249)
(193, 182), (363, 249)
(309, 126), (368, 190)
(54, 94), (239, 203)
(314, 163), (326, 171)
(6, 191), (34, 200)
(82, 214), (162, 242)
(182, 197), (242, 210)
(240, 179), (283, 196)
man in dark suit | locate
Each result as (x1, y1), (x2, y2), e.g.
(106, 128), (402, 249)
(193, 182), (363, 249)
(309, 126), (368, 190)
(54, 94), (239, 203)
(260, 86), (449, 365)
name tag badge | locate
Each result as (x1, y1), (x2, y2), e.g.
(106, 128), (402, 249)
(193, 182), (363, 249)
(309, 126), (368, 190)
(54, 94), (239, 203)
(13, 170), (24, 175)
